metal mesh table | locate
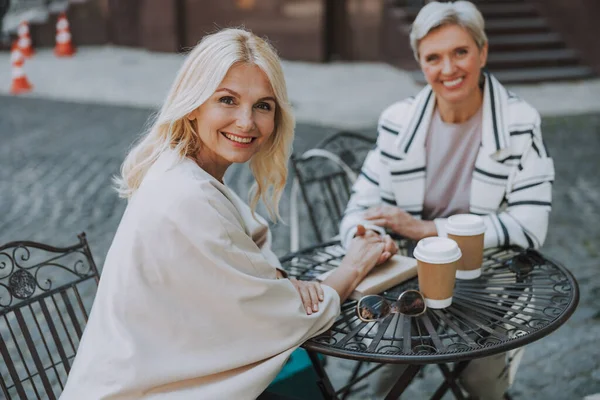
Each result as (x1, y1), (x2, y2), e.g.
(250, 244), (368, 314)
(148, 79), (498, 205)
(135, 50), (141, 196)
(280, 241), (579, 399)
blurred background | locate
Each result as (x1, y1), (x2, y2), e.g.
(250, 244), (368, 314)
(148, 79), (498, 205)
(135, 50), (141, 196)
(2, 0), (600, 79)
(1, 0), (599, 399)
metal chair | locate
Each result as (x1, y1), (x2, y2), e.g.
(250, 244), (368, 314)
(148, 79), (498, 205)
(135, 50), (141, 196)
(289, 149), (357, 253)
(288, 132), (376, 398)
(289, 131), (376, 253)
(315, 131), (375, 174)
(0, 233), (100, 400)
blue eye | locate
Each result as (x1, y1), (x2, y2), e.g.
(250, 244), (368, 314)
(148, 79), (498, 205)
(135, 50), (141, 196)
(219, 96), (235, 105)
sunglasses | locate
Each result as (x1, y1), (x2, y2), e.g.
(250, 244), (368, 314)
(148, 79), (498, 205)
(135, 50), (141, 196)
(506, 249), (543, 279)
(357, 290), (427, 322)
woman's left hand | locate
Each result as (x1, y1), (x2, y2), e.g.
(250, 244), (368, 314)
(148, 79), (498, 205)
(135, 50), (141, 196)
(363, 205), (437, 240)
(290, 278), (325, 315)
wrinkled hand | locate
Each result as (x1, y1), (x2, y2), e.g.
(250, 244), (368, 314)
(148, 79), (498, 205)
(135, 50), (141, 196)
(290, 278), (325, 315)
(345, 225), (398, 276)
(363, 205), (436, 240)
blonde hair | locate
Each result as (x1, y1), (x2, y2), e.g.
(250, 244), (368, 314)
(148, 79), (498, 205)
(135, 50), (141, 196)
(115, 28), (295, 221)
(410, 1), (487, 61)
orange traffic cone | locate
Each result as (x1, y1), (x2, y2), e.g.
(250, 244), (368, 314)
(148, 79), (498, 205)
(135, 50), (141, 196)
(17, 21), (35, 58)
(54, 13), (75, 57)
(10, 43), (33, 95)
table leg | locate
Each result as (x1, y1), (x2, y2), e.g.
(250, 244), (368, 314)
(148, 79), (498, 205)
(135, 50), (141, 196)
(306, 350), (339, 400)
(384, 364), (422, 400)
(341, 361), (365, 400)
(337, 362), (386, 398)
(430, 361), (470, 400)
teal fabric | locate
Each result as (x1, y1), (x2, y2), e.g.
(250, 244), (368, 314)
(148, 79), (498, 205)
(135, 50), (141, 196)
(267, 349), (324, 399)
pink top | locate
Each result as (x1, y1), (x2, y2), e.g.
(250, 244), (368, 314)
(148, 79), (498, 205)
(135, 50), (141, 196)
(422, 105), (483, 220)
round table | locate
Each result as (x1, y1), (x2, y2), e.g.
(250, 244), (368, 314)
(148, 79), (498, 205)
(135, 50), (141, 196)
(280, 241), (579, 399)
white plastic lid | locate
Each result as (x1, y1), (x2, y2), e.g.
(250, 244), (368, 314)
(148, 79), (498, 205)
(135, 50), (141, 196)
(446, 214), (486, 236)
(413, 237), (462, 264)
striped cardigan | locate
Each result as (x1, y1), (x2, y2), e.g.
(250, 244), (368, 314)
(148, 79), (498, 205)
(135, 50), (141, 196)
(340, 73), (554, 250)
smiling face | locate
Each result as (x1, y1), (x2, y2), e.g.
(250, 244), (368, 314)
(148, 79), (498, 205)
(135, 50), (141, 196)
(188, 63), (277, 181)
(418, 24), (488, 110)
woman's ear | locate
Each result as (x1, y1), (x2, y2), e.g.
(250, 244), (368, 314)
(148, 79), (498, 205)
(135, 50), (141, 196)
(479, 42), (489, 68)
(186, 109), (198, 121)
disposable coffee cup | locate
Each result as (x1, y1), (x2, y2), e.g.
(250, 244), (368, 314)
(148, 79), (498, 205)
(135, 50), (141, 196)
(446, 214), (486, 280)
(413, 237), (461, 309)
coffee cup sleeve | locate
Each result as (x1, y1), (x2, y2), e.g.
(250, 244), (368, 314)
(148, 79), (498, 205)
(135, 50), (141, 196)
(433, 218), (448, 238)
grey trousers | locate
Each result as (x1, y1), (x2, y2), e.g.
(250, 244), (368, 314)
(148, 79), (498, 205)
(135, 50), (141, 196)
(369, 352), (509, 400)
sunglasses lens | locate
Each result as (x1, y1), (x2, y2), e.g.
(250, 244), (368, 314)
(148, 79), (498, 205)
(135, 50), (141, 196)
(397, 290), (426, 316)
(525, 249), (545, 265)
(509, 254), (534, 277)
(357, 295), (390, 322)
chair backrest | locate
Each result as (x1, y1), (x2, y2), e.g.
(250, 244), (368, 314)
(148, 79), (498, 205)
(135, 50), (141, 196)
(289, 149), (357, 252)
(315, 131), (375, 174)
(288, 132), (376, 252)
(0, 233), (99, 400)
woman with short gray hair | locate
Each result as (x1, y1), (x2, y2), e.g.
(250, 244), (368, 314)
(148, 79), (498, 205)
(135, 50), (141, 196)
(341, 1), (554, 399)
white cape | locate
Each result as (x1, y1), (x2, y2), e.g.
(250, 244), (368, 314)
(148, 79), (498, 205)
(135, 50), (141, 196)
(60, 150), (340, 400)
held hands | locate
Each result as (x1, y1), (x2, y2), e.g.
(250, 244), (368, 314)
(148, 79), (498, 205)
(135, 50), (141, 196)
(345, 225), (398, 276)
(363, 205), (436, 240)
(319, 225), (398, 303)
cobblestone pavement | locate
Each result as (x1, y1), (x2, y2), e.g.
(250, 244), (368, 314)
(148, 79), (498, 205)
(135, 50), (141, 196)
(1, 95), (599, 399)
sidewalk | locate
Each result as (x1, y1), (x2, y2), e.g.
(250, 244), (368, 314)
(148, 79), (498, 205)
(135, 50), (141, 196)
(2, 46), (600, 130)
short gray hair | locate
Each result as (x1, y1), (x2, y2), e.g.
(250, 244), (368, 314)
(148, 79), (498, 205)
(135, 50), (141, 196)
(409, 1), (487, 61)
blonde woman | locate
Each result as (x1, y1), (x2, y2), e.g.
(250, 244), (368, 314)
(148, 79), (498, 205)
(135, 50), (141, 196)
(60, 28), (397, 400)
(341, 1), (554, 399)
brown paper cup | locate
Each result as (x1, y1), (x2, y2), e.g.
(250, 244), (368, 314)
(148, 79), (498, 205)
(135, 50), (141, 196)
(413, 237), (461, 309)
(448, 233), (484, 279)
(417, 259), (459, 308)
(446, 214), (486, 280)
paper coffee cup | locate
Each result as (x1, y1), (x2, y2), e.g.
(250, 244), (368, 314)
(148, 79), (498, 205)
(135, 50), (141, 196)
(413, 237), (461, 309)
(446, 214), (486, 280)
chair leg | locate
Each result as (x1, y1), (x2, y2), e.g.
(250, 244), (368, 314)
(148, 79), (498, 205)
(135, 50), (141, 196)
(307, 350), (339, 400)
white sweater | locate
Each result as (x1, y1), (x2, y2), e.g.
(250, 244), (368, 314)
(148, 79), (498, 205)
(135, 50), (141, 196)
(340, 73), (554, 250)
(61, 150), (340, 400)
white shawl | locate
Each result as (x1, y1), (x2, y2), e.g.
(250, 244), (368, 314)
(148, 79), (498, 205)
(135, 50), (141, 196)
(61, 150), (340, 400)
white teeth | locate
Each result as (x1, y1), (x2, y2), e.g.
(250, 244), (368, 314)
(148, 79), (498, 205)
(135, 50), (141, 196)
(223, 133), (253, 144)
(443, 77), (463, 87)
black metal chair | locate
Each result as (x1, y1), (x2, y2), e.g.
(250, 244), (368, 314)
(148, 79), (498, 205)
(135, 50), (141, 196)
(289, 131), (376, 253)
(315, 131), (376, 174)
(288, 132), (376, 398)
(0, 233), (100, 400)
(289, 149), (357, 253)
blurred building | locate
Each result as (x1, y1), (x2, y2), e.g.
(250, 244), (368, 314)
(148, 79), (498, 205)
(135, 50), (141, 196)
(2, 0), (599, 83)
(104, 0), (386, 63)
